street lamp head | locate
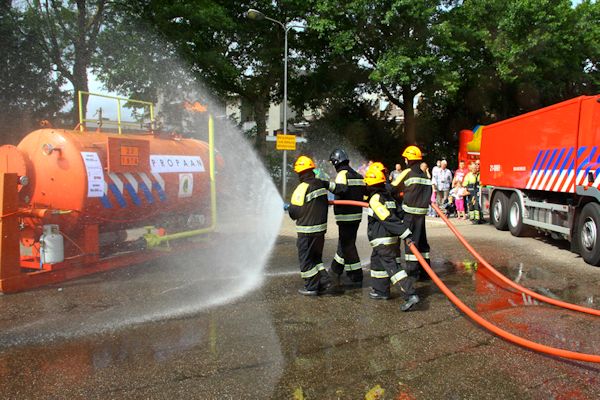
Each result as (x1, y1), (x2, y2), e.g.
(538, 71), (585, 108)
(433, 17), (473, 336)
(245, 9), (265, 21)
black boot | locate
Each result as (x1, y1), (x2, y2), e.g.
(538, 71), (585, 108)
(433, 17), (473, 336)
(401, 294), (420, 311)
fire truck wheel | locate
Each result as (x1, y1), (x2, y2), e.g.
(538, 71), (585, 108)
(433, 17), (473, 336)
(578, 203), (600, 266)
(508, 193), (534, 237)
(491, 191), (509, 231)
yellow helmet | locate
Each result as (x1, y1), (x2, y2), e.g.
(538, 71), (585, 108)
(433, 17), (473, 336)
(402, 145), (422, 161)
(370, 161), (387, 173)
(294, 155), (316, 173)
(364, 164), (386, 186)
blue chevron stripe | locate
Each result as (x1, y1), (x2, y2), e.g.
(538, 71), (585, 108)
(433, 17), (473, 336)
(139, 181), (154, 204)
(531, 150), (543, 171)
(152, 182), (167, 202)
(550, 148), (565, 171)
(124, 183), (142, 206)
(559, 148), (574, 171)
(109, 183), (127, 208)
(100, 195), (112, 209)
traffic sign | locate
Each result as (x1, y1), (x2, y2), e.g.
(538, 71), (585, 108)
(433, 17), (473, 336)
(276, 134), (296, 151)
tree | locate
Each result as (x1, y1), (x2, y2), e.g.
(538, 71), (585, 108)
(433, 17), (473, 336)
(97, 0), (313, 156)
(436, 0), (600, 125)
(27, 0), (109, 124)
(307, 0), (457, 145)
(0, 4), (65, 143)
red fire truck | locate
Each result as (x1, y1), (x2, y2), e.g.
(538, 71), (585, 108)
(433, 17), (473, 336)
(465, 95), (600, 266)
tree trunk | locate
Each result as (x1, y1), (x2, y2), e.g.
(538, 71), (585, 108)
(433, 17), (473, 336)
(71, 68), (89, 127)
(402, 86), (416, 144)
(253, 99), (267, 157)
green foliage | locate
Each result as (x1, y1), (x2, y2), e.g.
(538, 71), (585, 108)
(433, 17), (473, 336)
(0, 7), (65, 143)
(306, 0), (457, 144)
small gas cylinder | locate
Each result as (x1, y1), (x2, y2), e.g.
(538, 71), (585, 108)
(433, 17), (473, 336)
(40, 224), (64, 264)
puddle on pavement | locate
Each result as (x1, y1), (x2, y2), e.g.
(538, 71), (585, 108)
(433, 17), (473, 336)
(432, 257), (600, 356)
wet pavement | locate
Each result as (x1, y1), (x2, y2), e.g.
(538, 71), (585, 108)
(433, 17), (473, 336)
(1, 214), (599, 399)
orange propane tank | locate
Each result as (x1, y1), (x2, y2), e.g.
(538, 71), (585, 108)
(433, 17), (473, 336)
(0, 128), (213, 235)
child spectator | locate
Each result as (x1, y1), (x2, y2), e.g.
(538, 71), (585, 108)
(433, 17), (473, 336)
(452, 179), (468, 219)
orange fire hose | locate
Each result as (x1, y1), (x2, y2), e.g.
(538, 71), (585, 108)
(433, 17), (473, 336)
(429, 202), (600, 317)
(328, 199), (600, 363)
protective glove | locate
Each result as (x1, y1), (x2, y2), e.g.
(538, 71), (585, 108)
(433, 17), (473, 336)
(405, 236), (414, 247)
(283, 202), (291, 212)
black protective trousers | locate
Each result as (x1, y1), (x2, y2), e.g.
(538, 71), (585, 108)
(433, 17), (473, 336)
(371, 244), (414, 298)
(403, 213), (430, 279)
(297, 234), (331, 291)
(330, 222), (363, 283)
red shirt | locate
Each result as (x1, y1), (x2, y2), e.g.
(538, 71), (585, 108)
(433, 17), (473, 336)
(454, 167), (469, 184)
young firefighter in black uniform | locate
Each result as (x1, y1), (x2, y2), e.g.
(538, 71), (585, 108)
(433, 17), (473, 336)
(364, 164), (420, 311)
(285, 156), (343, 296)
(391, 145), (433, 281)
(328, 149), (366, 287)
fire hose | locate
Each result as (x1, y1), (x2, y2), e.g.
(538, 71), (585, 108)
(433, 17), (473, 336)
(329, 199), (600, 363)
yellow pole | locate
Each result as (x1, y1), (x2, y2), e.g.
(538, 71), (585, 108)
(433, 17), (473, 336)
(144, 114), (218, 248)
(208, 114), (217, 228)
(78, 91), (84, 132)
(117, 99), (122, 134)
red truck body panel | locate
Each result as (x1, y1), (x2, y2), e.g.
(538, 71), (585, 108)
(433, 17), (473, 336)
(480, 95), (600, 193)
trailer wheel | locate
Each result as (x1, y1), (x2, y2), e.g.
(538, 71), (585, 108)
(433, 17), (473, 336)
(508, 193), (533, 237)
(578, 203), (600, 266)
(491, 191), (509, 231)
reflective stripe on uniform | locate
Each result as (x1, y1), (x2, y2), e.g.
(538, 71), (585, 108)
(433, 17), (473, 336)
(405, 252), (430, 261)
(306, 188), (328, 202)
(402, 204), (428, 215)
(301, 265), (318, 278)
(348, 179), (365, 186)
(369, 194), (390, 220)
(370, 270), (390, 278)
(334, 253), (345, 264)
(390, 270), (408, 285)
(335, 213), (362, 222)
(399, 229), (412, 240)
(391, 169), (411, 187)
(369, 236), (399, 247)
(385, 201), (397, 209)
(291, 182), (309, 206)
(335, 170), (348, 184)
(405, 177), (432, 187)
(300, 263), (325, 278)
(395, 257), (402, 264)
(344, 262), (362, 271)
(296, 223), (328, 234)
(329, 181), (336, 192)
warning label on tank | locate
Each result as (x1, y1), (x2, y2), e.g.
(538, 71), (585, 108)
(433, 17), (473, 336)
(81, 152), (105, 198)
(150, 155), (204, 173)
(179, 173), (194, 198)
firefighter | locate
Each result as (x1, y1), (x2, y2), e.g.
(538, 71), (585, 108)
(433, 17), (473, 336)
(364, 164), (419, 311)
(390, 145), (433, 281)
(463, 161), (483, 224)
(328, 149), (366, 287)
(285, 155), (342, 296)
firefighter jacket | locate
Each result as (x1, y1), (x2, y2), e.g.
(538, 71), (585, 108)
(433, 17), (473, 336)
(366, 187), (412, 247)
(463, 171), (480, 195)
(391, 162), (433, 215)
(289, 173), (341, 236)
(332, 165), (366, 223)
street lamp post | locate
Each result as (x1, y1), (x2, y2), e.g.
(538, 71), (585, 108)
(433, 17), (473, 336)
(246, 8), (301, 199)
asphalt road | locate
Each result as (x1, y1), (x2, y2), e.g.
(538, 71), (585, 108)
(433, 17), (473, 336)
(0, 213), (599, 399)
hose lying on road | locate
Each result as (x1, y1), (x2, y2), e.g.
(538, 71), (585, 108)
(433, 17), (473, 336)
(408, 240), (600, 363)
(429, 202), (600, 317)
(328, 199), (600, 363)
